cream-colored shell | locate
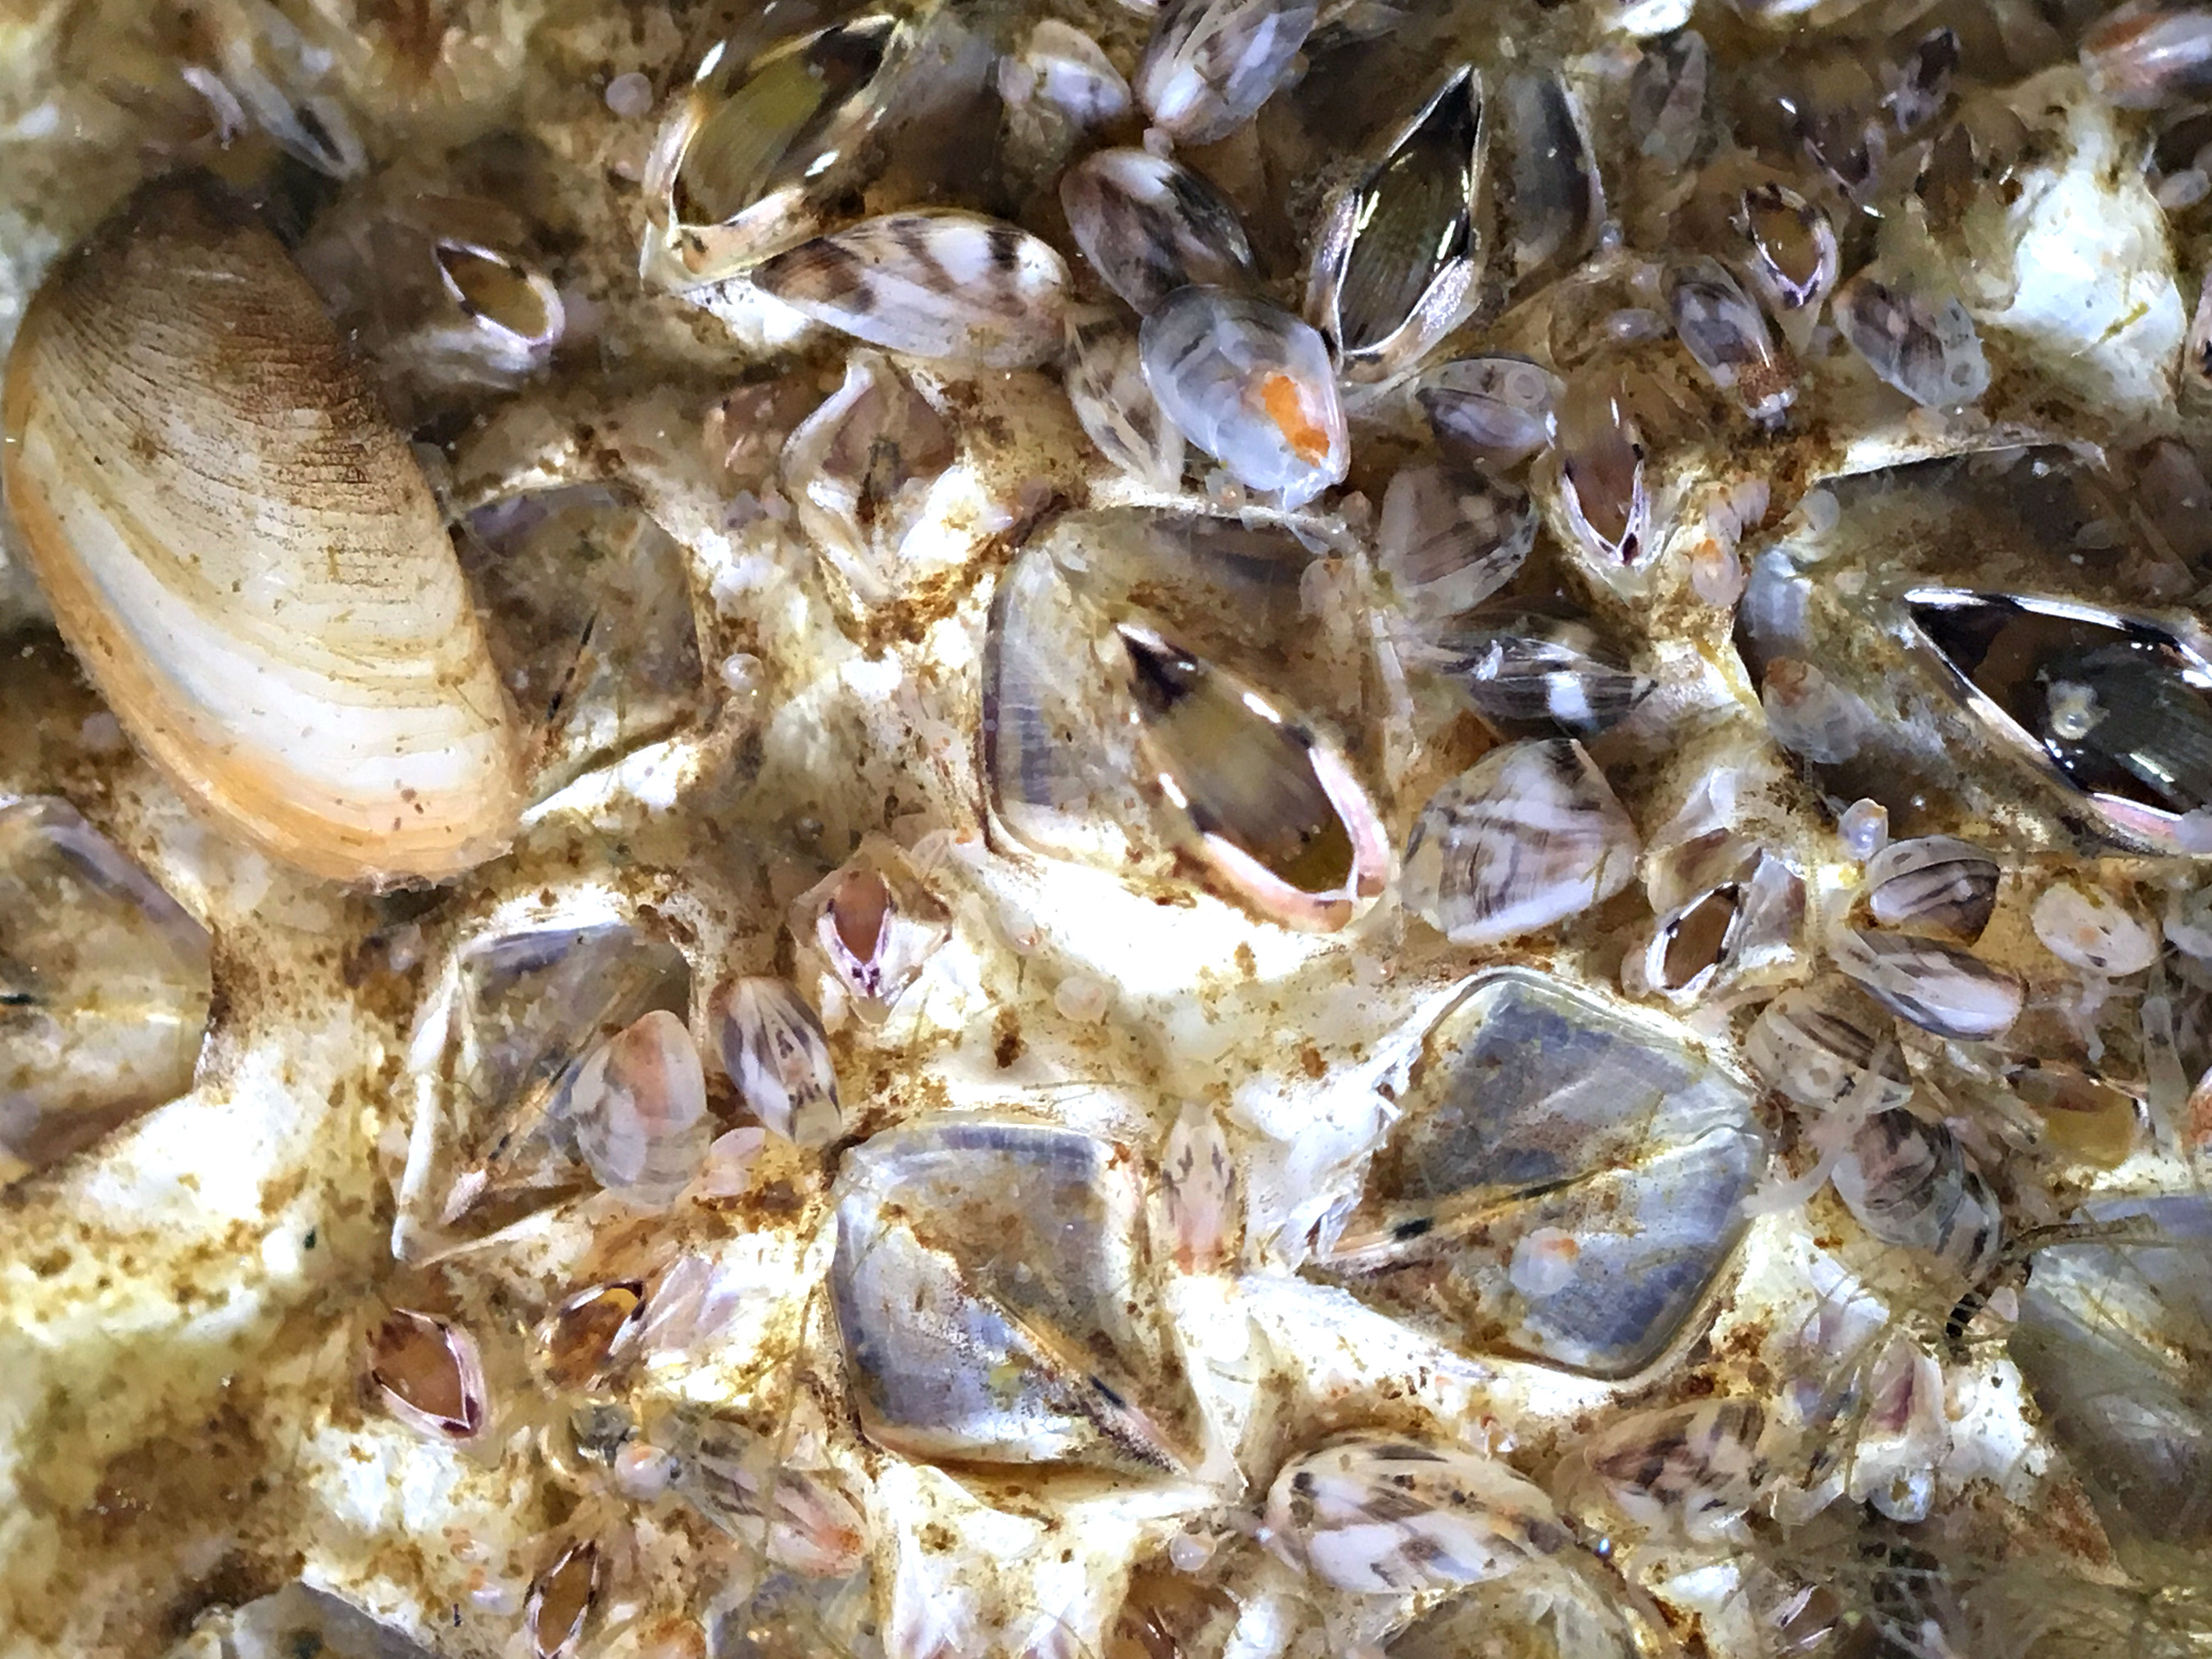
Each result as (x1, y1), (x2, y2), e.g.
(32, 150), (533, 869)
(1, 175), (523, 885)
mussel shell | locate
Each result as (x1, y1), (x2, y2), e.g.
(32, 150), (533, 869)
(1135, 0), (1319, 146)
(1060, 148), (1253, 315)
(1858, 835), (1999, 942)
(1417, 355), (1562, 470)
(1829, 925), (2023, 1042)
(1, 174), (524, 885)
(1744, 979), (1913, 1116)
(1424, 608), (1652, 739)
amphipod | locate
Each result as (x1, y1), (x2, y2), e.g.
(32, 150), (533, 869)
(1, 174), (523, 885)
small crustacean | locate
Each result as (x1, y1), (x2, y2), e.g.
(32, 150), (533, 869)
(1061, 148), (1254, 315)
(1666, 256), (1794, 425)
(1832, 267), (1989, 408)
(829, 1117), (1197, 1472)
(1372, 462), (1534, 626)
(1158, 1099), (1242, 1273)
(1421, 606), (1652, 741)
(1745, 979), (1915, 1117)
(705, 977), (842, 1146)
(640, 10), (914, 288)
(1552, 368), (1652, 568)
(1500, 69), (1604, 290)
(797, 841), (953, 1018)
(525, 1537), (601, 1659)
(1305, 63), (1487, 383)
(1135, 0), (1319, 146)
(1829, 925), (2024, 1042)
(1312, 969), (1765, 1377)
(1063, 308), (1188, 490)
(533, 1281), (648, 1395)
(1402, 739), (1640, 949)
(0, 798), (213, 1186)
(1263, 1435), (1573, 1593)
(1119, 622), (1391, 931)
(565, 1009), (713, 1208)
(2084, 4), (2212, 109)
(1557, 1398), (1772, 1545)
(753, 211), (1070, 367)
(1417, 355), (1564, 471)
(780, 347), (956, 612)
(1908, 589), (2212, 851)
(1140, 286), (1349, 508)
(1, 174), (525, 885)
(1831, 1108), (2003, 1278)
(369, 1308), (490, 1443)
(1856, 836), (2000, 943)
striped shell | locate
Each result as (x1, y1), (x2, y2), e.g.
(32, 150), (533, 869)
(0, 175), (524, 885)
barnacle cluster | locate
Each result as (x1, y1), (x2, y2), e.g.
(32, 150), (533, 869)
(8, 1), (2212, 1657)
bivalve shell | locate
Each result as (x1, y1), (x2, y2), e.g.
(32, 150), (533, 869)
(0, 175), (524, 886)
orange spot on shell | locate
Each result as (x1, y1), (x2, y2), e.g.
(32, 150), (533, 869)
(1258, 372), (1330, 464)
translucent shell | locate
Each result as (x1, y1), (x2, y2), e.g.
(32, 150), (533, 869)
(828, 1117), (1196, 1471)
(1060, 148), (1254, 315)
(1858, 835), (1998, 942)
(1264, 1436), (1571, 1593)
(1833, 269), (1988, 408)
(1417, 355), (1563, 470)
(1744, 979), (1912, 1117)
(1135, 0), (1319, 146)
(1374, 463), (1534, 624)
(1500, 70), (1604, 288)
(2083, 5), (2212, 110)
(1624, 842), (1802, 1006)
(1627, 30), (1709, 173)
(1829, 925), (2023, 1042)
(1423, 609), (1652, 740)
(1833, 1108), (2002, 1276)
(1139, 286), (1349, 507)
(1305, 64), (1486, 382)
(566, 1009), (711, 1208)
(1403, 739), (1640, 948)
(0, 175), (524, 886)
(1554, 369), (1651, 566)
(1731, 182), (1838, 324)
(368, 1308), (490, 1442)
(2032, 882), (2159, 975)
(800, 846), (952, 1014)
(705, 976), (842, 1145)
(1667, 255), (1794, 424)
(753, 210), (1071, 368)
(640, 11), (911, 288)
(1063, 308), (1187, 491)
(1312, 970), (1765, 1377)
(526, 1539), (600, 1659)
(984, 510), (1385, 931)
(0, 799), (211, 1186)
(1560, 1398), (1770, 1544)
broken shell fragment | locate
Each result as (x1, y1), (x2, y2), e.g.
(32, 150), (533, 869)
(0, 174), (524, 886)
(828, 1117), (1197, 1471)
(1829, 925), (2024, 1042)
(0, 799), (212, 1186)
(1305, 64), (1486, 381)
(1859, 835), (1999, 942)
(1060, 147), (1255, 315)
(641, 11), (912, 288)
(566, 1009), (712, 1208)
(369, 1308), (489, 1442)
(1121, 623), (1389, 931)
(1403, 739), (1640, 948)
(1417, 355), (1563, 470)
(752, 210), (1070, 368)
(1667, 256), (1794, 424)
(706, 976), (842, 1145)
(1624, 844), (1802, 1006)
(1312, 970), (1765, 1376)
(1744, 979), (1913, 1117)
(1135, 0), (1319, 146)
(1833, 269), (1988, 408)
(1264, 1436), (1571, 1593)
(1139, 286), (1349, 507)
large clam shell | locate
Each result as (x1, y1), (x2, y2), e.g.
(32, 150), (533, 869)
(0, 175), (523, 885)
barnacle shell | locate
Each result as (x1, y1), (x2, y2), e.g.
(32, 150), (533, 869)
(0, 175), (524, 886)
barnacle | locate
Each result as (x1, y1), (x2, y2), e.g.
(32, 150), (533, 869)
(7, 3), (2212, 1657)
